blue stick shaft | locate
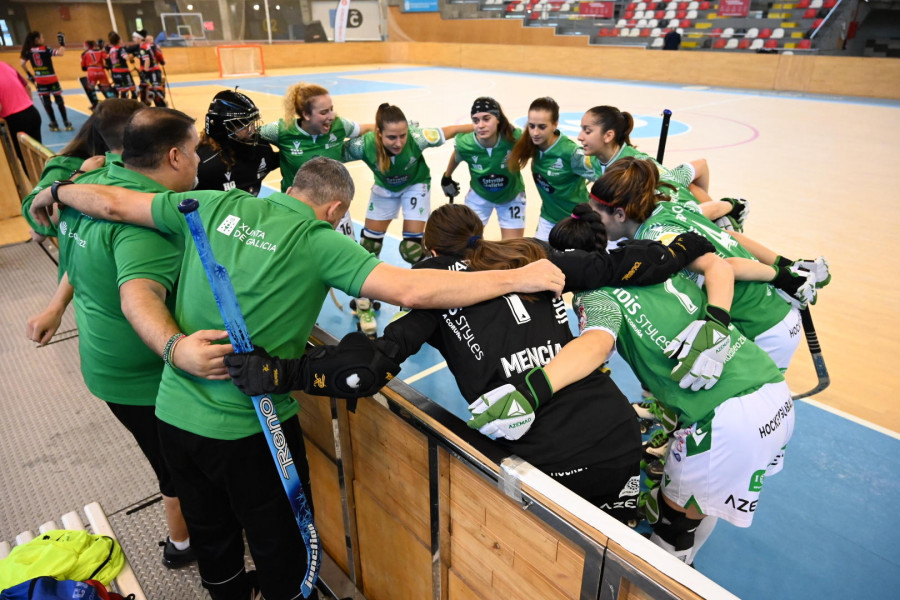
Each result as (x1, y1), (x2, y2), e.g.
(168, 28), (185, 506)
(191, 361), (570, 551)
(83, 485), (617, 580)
(179, 199), (319, 597)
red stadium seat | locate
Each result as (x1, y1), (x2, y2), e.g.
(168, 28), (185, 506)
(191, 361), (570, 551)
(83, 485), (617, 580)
(699, 1), (710, 8)
(798, 39), (812, 49)
(713, 38), (727, 48)
(797, 0), (810, 7)
(640, 28), (651, 36)
(656, 10), (666, 18)
(529, 11), (541, 19)
(711, 27), (723, 36)
(598, 27), (610, 36)
(803, 9), (816, 18)
(625, 9), (635, 18)
(812, 18), (823, 28)
(676, 9), (687, 18)
(738, 39), (751, 49)
(759, 28), (772, 39)
(823, 0), (836, 7)
(764, 39), (778, 48)
(680, 19), (691, 27)
(678, 1), (688, 9)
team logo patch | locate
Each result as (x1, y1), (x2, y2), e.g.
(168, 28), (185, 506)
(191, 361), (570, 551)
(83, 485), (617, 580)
(422, 128), (441, 144)
(59, 221), (68, 236)
(620, 475), (640, 498)
(217, 215), (241, 235)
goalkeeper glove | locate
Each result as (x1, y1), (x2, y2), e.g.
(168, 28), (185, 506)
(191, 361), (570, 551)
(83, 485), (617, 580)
(57, 32), (66, 47)
(440, 174), (460, 202)
(776, 255), (831, 289)
(770, 263), (817, 309)
(467, 367), (553, 441)
(664, 306), (732, 391)
(224, 332), (401, 398)
(713, 197), (750, 232)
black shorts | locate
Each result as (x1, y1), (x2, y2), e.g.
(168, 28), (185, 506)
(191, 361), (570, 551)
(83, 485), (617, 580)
(105, 402), (176, 497)
(548, 458), (641, 525)
(36, 81), (62, 96)
(111, 71), (135, 92)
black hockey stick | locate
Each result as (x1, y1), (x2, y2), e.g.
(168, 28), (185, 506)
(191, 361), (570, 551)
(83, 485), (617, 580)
(791, 307), (830, 400)
(656, 109), (672, 163)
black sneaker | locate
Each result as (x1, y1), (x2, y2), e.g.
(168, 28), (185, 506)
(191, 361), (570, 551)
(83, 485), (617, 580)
(159, 537), (196, 568)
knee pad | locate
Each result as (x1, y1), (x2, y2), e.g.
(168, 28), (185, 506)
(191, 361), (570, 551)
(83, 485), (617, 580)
(651, 492), (703, 552)
(399, 235), (424, 265)
(360, 228), (384, 257)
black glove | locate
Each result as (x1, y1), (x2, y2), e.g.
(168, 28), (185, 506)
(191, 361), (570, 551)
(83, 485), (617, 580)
(224, 333), (402, 399)
(608, 233), (713, 286)
(666, 231), (717, 269)
(440, 175), (460, 202)
(57, 32), (66, 47)
(303, 332), (402, 398)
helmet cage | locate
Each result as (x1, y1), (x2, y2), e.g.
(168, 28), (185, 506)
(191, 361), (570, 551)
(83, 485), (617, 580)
(206, 97), (261, 146)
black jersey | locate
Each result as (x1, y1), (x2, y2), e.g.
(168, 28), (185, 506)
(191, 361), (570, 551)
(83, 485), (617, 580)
(196, 141), (278, 197)
(382, 250), (641, 471)
(24, 46), (60, 82)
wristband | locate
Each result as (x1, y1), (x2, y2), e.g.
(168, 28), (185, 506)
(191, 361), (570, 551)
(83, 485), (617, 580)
(522, 366), (553, 409)
(50, 179), (75, 204)
(71, 169), (86, 178)
(774, 255), (793, 269)
(163, 333), (186, 369)
(705, 304), (731, 327)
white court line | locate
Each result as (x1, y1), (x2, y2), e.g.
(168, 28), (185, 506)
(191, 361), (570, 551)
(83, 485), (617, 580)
(800, 397), (900, 440)
(403, 360), (449, 384)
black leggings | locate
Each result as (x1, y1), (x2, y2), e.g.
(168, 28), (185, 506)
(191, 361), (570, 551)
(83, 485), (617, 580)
(38, 93), (67, 125)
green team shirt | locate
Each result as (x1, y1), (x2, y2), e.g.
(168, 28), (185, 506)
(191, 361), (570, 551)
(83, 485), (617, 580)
(150, 189), (382, 439)
(589, 143), (698, 204)
(260, 117), (359, 192)
(22, 155), (85, 236)
(453, 129), (525, 204)
(23, 153), (125, 237)
(58, 163), (181, 406)
(343, 126), (445, 192)
(635, 202), (791, 339)
(531, 134), (594, 224)
(574, 274), (784, 427)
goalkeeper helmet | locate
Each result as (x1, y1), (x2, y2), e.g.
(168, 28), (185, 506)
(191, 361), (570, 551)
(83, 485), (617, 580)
(205, 89), (260, 145)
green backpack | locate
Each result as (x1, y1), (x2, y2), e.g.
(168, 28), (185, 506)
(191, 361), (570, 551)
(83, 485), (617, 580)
(0, 530), (125, 591)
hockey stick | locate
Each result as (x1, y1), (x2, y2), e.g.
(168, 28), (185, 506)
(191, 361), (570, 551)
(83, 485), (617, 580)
(161, 64), (175, 109)
(791, 307), (830, 400)
(656, 109), (672, 163)
(177, 198), (319, 598)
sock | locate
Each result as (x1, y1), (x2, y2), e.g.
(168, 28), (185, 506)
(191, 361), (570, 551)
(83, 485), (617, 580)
(171, 536), (190, 550)
(686, 516), (717, 564)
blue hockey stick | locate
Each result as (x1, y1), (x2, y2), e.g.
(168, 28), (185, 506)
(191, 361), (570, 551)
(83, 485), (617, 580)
(178, 198), (319, 598)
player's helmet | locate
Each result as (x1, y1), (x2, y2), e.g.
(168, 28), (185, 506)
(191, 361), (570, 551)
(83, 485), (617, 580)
(205, 89), (260, 146)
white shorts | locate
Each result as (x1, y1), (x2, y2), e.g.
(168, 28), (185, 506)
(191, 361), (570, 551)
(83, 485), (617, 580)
(366, 183), (431, 223)
(336, 210), (355, 240)
(465, 190), (526, 230)
(534, 216), (556, 242)
(661, 380), (795, 528)
(754, 307), (802, 371)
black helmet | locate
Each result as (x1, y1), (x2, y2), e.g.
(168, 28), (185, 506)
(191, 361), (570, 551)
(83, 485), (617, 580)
(205, 89), (260, 145)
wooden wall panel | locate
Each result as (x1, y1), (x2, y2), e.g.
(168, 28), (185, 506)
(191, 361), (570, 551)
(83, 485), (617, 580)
(448, 569), (483, 600)
(295, 393), (337, 461)
(355, 481), (433, 600)
(448, 461), (584, 600)
(304, 435), (349, 573)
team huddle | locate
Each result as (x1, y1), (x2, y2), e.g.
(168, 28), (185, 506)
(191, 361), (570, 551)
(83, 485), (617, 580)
(21, 81), (830, 599)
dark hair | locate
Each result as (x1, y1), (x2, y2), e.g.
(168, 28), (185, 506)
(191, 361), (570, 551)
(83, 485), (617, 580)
(509, 97), (560, 171)
(374, 103), (407, 173)
(584, 106), (635, 148)
(589, 156), (673, 223)
(122, 108), (196, 170)
(20, 32), (42, 58)
(60, 98), (145, 159)
(108, 31), (121, 45)
(548, 203), (608, 253)
(423, 204), (547, 279)
(471, 96), (516, 144)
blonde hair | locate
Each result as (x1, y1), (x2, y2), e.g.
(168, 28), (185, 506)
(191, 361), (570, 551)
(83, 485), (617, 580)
(284, 82), (330, 130)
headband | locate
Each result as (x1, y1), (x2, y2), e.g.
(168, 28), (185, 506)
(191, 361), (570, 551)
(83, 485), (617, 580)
(471, 98), (501, 119)
(467, 235), (482, 249)
(589, 192), (614, 207)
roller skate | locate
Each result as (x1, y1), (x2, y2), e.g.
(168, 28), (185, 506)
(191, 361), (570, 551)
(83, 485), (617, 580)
(640, 428), (669, 483)
(64, 121), (74, 131)
(349, 298), (380, 339)
(633, 396), (678, 435)
(48, 122), (60, 132)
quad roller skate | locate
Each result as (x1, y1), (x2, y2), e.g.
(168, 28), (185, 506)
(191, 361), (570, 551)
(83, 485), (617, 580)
(349, 298), (380, 339)
(634, 396), (679, 435)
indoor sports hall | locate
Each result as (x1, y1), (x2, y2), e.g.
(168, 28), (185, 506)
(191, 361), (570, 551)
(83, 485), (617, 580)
(0, 5), (898, 600)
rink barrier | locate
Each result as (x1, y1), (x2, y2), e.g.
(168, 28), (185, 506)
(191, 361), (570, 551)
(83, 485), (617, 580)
(296, 326), (739, 600)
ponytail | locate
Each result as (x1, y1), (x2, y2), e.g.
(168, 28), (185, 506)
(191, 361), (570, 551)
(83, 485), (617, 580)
(548, 203), (608, 253)
(374, 103), (407, 173)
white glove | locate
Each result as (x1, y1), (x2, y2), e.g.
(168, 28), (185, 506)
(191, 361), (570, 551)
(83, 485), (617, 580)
(467, 384), (536, 441)
(793, 256), (831, 289)
(772, 264), (818, 310)
(664, 308), (732, 391)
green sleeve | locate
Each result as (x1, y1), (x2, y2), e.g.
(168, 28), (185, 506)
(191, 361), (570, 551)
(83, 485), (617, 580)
(259, 121), (280, 143)
(571, 148), (596, 181)
(411, 127), (445, 151)
(112, 225), (181, 291)
(313, 227), (382, 298)
(576, 290), (623, 337)
(21, 156), (84, 236)
(343, 136), (365, 162)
